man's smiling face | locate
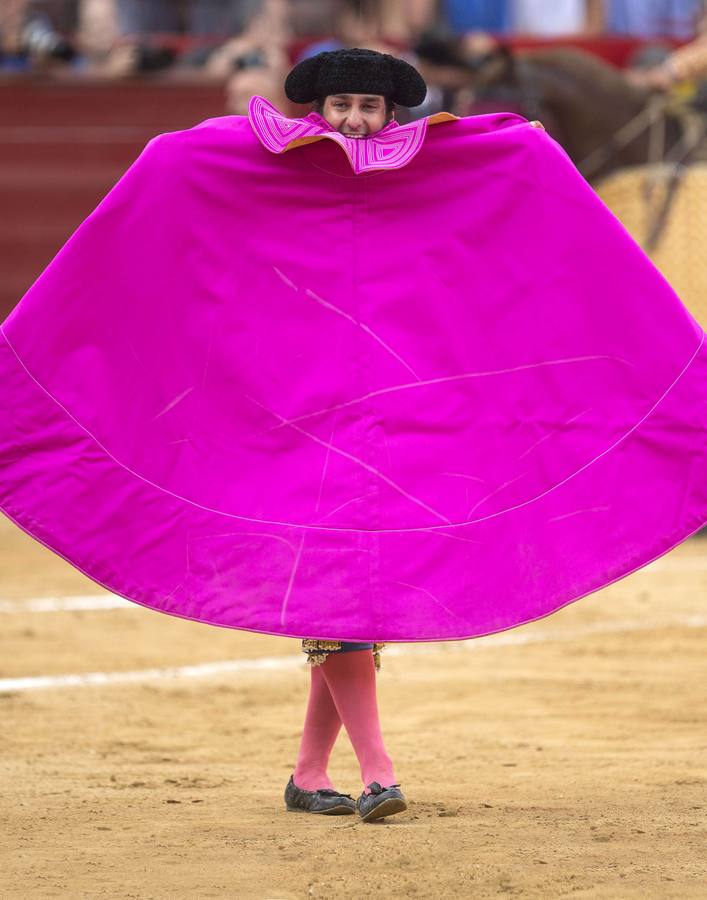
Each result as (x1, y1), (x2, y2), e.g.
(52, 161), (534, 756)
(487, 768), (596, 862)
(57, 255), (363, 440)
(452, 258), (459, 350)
(320, 93), (391, 137)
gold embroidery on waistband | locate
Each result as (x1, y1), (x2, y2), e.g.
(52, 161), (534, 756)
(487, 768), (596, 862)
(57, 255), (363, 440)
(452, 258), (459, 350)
(301, 639), (387, 671)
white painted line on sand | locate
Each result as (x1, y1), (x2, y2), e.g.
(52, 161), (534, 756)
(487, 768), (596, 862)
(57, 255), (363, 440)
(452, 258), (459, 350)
(0, 594), (131, 613)
(1, 556), (704, 615)
(1, 615), (705, 694)
(0, 656), (302, 693)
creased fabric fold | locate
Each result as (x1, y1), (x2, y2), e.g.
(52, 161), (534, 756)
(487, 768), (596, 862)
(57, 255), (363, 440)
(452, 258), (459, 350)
(1, 99), (705, 642)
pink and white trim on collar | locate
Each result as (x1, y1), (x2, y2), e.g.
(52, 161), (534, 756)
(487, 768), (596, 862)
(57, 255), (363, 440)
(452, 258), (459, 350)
(248, 95), (457, 175)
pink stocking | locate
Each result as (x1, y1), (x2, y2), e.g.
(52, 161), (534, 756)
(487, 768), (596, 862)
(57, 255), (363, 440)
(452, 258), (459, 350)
(292, 663), (342, 791)
(320, 649), (397, 792)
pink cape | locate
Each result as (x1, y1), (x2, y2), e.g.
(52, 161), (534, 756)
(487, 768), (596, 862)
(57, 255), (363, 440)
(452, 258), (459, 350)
(1, 97), (705, 642)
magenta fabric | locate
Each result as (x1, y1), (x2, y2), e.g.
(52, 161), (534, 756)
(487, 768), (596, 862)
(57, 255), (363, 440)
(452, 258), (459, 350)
(247, 94), (447, 173)
(1, 100), (706, 642)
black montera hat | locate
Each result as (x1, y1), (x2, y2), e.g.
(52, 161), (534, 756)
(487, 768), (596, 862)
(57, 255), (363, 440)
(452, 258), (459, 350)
(284, 47), (427, 108)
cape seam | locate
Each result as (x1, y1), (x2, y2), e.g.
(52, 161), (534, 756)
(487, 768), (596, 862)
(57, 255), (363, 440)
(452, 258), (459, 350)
(1, 494), (705, 643)
(0, 324), (703, 534)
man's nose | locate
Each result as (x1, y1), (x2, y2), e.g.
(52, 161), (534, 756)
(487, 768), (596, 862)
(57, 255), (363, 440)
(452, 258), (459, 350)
(346, 109), (363, 128)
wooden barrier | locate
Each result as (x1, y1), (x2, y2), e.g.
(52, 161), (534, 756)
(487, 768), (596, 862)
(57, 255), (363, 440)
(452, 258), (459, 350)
(595, 163), (707, 329)
(0, 77), (225, 317)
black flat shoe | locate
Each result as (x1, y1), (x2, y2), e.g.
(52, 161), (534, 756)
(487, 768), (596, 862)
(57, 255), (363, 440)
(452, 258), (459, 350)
(284, 775), (356, 815)
(356, 782), (408, 822)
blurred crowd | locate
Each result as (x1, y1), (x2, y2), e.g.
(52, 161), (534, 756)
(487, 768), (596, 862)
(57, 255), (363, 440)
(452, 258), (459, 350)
(3, 1), (707, 116)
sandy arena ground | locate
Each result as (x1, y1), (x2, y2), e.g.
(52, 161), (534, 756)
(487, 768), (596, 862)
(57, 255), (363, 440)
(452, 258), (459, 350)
(0, 514), (705, 899)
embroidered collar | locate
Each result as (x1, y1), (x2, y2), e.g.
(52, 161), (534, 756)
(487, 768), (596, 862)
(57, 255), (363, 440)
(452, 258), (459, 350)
(248, 95), (458, 175)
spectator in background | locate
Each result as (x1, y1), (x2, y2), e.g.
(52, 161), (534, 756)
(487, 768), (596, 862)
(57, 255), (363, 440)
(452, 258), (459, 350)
(309, 1), (437, 120)
(214, 0), (291, 111)
(208, 0), (289, 115)
(1, 1), (34, 63)
(104, 0), (263, 74)
(225, 57), (290, 113)
(116, 0), (261, 41)
(441, 0), (510, 34)
(1, 0), (76, 68)
(606, 1), (707, 95)
(440, 0), (604, 36)
(624, 5), (707, 89)
(605, 0), (705, 39)
(510, 0), (605, 35)
(281, 0), (438, 62)
(335, 0), (437, 46)
(78, 0), (120, 66)
(218, 0), (438, 117)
